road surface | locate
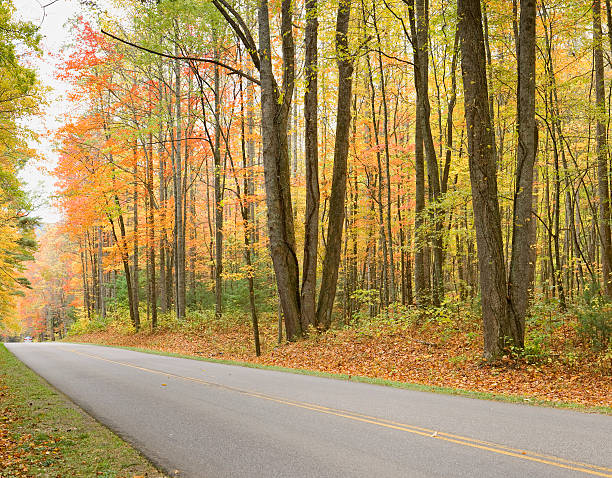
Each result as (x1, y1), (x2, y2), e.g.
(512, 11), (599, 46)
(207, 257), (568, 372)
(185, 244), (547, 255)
(6, 342), (612, 477)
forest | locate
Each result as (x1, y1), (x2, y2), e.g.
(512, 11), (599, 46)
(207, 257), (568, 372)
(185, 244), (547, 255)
(2, 0), (612, 405)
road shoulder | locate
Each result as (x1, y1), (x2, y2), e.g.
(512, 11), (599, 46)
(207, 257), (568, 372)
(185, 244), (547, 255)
(0, 344), (166, 477)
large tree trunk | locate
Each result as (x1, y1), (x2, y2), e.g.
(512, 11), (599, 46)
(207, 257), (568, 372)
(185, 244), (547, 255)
(411, 0), (430, 306)
(594, 0), (612, 297)
(507, 0), (537, 347)
(316, 0), (354, 329)
(458, 0), (514, 360)
(300, 0), (319, 331)
(258, 0), (302, 340)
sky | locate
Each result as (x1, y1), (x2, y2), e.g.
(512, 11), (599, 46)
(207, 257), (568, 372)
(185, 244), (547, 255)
(15, 0), (83, 224)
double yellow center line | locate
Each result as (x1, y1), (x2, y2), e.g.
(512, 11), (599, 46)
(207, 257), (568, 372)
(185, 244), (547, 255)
(64, 347), (612, 477)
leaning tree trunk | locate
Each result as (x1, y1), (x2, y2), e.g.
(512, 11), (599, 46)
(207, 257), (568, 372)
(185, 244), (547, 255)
(458, 0), (515, 360)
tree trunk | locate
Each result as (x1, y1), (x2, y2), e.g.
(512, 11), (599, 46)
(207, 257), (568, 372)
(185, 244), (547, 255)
(507, 0), (536, 347)
(158, 80), (168, 314)
(258, 0), (302, 339)
(458, 0), (514, 360)
(410, 0), (443, 306)
(108, 198), (139, 331)
(97, 226), (105, 320)
(373, 3), (396, 304)
(594, 0), (612, 297)
(214, 59), (224, 320)
(132, 147), (141, 328)
(412, 0), (429, 306)
(242, 75), (260, 355)
(365, 54), (389, 308)
(80, 238), (91, 319)
(301, 0), (319, 331)
(173, 37), (186, 320)
(316, 0), (354, 329)
(147, 131), (157, 329)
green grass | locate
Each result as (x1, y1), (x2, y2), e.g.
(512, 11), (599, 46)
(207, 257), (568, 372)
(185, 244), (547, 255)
(0, 344), (166, 477)
(66, 341), (612, 416)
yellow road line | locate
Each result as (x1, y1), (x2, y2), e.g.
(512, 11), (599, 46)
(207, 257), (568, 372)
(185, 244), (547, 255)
(64, 347), (612, 477)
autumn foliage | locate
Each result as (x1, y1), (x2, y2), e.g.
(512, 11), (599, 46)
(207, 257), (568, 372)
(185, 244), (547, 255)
(9, 0), (612, 406)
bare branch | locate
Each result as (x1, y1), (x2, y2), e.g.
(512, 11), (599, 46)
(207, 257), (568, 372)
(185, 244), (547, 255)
(101, 29), (260, 85)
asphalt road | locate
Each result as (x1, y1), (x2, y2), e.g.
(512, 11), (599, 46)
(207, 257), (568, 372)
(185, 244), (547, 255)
(5, 342), (612, 478)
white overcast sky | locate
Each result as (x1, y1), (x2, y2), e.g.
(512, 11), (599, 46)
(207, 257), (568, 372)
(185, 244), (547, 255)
(15, 0), (103, 224)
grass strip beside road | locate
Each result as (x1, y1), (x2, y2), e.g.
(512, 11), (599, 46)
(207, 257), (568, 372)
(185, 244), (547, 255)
(0, 344), (166, 478)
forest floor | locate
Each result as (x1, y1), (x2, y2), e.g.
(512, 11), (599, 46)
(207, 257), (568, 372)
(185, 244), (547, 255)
(0, 344), (166, 477)
(68, 307), (612, 412)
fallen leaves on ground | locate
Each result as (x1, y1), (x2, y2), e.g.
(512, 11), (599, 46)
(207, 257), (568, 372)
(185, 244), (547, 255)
(0, 383), (63, 476)
(70, 315), (611, 409)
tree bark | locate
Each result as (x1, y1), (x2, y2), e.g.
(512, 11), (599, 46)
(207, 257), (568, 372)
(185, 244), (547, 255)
(301, 0), (319, 331)
(258, 0), (302, 339)
(373, 3), (396, 304)
(316, 0), (354, 329)
(243, 76), (260, 355)
(173, 35), (186, 320)
(214, 59), (224, 320)
(97, 227), (105, 320)
(365, 53), (389, 308)
(108, 196), (139, 331)
(147, 130), (157, 329)
(410, 0), (443, 306)
(507, 0), (537, 347)
(594, 0), (612, 297)
(458, 0), (514, 360)
(132, 147), (141, 328)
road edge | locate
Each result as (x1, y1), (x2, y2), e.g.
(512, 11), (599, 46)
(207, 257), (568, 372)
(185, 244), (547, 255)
(4, 343), (175, 478)
(64, 340), (612, 415)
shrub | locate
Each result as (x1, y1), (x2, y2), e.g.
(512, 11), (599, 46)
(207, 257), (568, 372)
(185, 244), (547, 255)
(575, 282), (612, 352)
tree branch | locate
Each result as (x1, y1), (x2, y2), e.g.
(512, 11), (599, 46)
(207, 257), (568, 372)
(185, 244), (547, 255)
(100, 29), (260, 85)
